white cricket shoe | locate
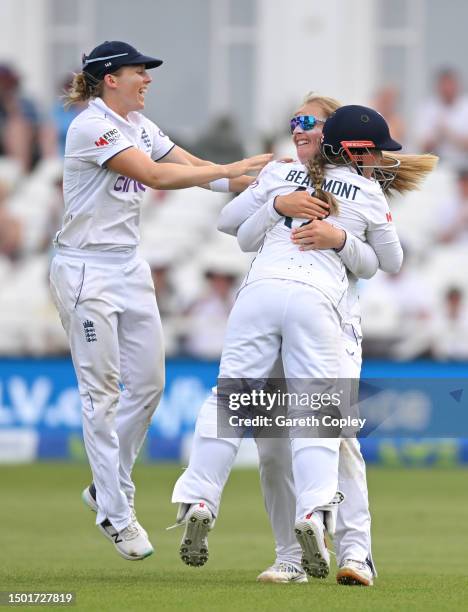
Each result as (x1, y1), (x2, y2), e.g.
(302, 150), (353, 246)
(337, 559), (374, 586)
(98, 518), (154, 561)
(178, 503), (213, 567)
(257, 562), (308, 584)
(81, 483), (148, 537)
(295, 512), (330, 578)
(81, 483), (98, 512)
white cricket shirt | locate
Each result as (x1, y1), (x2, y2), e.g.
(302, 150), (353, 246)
(55, 97), (174, 252)
(232, 161), (396, 313)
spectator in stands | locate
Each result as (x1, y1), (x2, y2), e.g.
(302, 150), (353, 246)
(431, 287), (468, 360)
(0, 64), (41, 172)
(147, 253), (180, 319)
(183, 266), (237, 359)
(0, 180), (22, 260)
(372, 85), (406, 146)
(416, 68), (468, 168)
(360, 254), (435, 359)
(40, 176), (64, 253)
(437, 168), (468, 244)
(146, 252), (186, 356)
(192, 115), (245, 164)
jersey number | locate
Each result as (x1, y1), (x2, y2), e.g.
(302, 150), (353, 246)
(284, 187), (312, 229)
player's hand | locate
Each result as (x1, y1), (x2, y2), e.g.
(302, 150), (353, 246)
(291, 220), (346, 251)
(228, 175), (256, 192)
(223, 154), (273, 178)
(274, 191), (330, 220)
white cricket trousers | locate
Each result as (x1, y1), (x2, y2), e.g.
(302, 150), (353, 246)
(173, 279), (342, 557)
(50, 247), (164, 531)
(334, 328), (374, 569)
(256, 331), (375, 569)
(255, 436), (373, 568)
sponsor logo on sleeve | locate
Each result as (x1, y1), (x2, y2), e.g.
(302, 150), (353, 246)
(386, 211), (393, 222)
(95, 136), (108, 147)
(94, 128), (121, 147)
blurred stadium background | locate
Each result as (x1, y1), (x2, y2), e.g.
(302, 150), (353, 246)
(1, 3), (468, 609)
(0, 0), (468, 467)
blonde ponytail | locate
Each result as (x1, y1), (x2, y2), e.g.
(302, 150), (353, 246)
(384, 153), (439, 195)
(63, 72), (104, 109)
(296, 92), (341, 214)
(306, 156), (339, 215)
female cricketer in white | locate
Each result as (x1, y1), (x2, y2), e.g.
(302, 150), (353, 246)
(221, 97), (436, 585)
(219, 93), (382, 587)
(49, 40), (271, 561)
(172, 103), (436, 581)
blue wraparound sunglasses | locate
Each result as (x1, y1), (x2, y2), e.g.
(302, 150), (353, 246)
(289, 115), (325, 134)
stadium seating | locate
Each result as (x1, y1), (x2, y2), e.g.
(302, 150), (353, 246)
(0, 157), (465, 358)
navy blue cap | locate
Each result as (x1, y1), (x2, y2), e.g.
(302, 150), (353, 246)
(82, 41), (163, 81)
(322, 105), (402, 153)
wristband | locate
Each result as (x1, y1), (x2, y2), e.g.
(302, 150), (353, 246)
(273, 196), (282, 215)
(333, 230), (347, 253)
(209, 178), (230, 193)
(269, 197), (283, 220)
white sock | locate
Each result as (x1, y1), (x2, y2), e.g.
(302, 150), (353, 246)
(172, 431), (238, 517)
(256, 437), (302, 565)
(292, 445), (339, 520)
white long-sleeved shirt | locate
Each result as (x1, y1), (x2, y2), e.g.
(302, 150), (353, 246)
(217, 160), (403, 327)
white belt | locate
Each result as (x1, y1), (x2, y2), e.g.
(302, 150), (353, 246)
(54, 246), (137, 265)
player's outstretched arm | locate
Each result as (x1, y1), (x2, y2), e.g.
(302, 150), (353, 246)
(217, 187), (266, 235)
(366, 224), (403, 274)
(291, 221), (378, 278)
(236, 198), (283, 251)
(106, 147), (272, 190)
(365, 191), (403, 274)
(159, 145), (256, 192)
(235, 191), (336, 253)
(233, 189), (332, 247)
(310, 231), (378, 279)
(218, 176), (331, 236)
(334, 233), (379, 279)
(292, 187), (402, 276)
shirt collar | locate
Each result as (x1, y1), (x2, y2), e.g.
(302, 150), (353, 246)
(89, 97), (139, 128)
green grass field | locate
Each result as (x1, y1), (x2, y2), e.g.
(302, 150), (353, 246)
(1, 464), (467, 611)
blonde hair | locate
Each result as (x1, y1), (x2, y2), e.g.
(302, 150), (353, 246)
(64, 66), (125, 108)
(64, 72), (105, 108)
(299, 94), (437, 202)
(301, 92), (341, 117)
(383, 153), (439, 194)
(306, 156), (340, 214)
(300, 93), (341, 214)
